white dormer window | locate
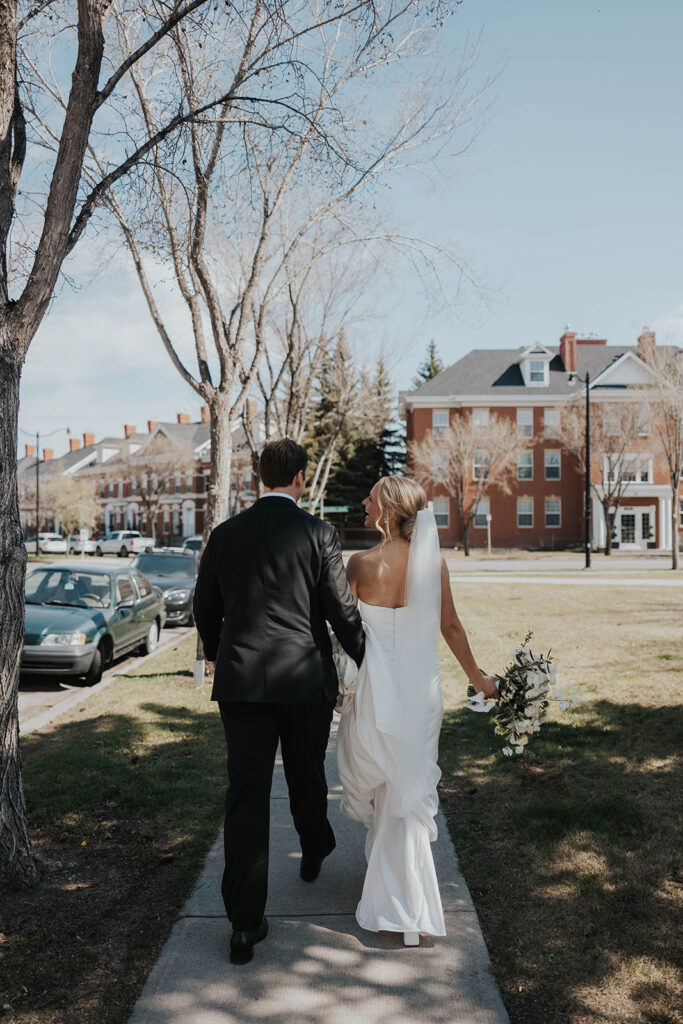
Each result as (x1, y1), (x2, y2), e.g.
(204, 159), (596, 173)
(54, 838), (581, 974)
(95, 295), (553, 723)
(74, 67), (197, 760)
(518, 345), (552, 387)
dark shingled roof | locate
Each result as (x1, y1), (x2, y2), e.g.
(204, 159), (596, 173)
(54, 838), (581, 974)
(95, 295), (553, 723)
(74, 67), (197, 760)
(407, 345), (656, 399)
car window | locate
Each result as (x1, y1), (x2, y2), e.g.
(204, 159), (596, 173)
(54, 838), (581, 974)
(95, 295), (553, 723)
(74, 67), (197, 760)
(133, 573), (152, 598)
(116, 575), (136, 605)
(133, 554), (196, 577)
(25, 569), (112, 607)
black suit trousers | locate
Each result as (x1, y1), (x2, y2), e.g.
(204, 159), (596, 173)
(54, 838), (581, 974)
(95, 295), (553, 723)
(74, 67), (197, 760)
(218, 700), (336, 931)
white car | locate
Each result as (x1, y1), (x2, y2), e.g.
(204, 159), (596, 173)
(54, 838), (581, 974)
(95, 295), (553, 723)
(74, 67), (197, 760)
(69, 534), (97, 555)
(38, 532), (68, 554)
(94, 530), (153, 558)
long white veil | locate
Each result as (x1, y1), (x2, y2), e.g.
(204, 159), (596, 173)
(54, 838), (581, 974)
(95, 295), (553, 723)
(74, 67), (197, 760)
(386, 506), (442, 817)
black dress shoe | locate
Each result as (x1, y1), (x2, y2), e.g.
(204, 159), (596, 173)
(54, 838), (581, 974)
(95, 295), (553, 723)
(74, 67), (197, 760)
(300, 855), (325, 882)
(229, 917), (268, 965)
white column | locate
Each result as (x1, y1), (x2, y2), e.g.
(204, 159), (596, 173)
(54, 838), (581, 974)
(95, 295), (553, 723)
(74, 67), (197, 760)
(658, 498), (667, 550)
(592, 499), (604, 549)
(664, 497), (672, 549)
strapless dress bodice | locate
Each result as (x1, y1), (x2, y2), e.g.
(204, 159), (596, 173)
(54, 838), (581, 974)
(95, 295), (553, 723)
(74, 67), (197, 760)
(358, 599), (408, 663)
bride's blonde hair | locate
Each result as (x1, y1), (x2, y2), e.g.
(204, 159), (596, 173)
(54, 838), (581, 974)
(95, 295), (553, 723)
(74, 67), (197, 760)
(374, 476), (427, 549)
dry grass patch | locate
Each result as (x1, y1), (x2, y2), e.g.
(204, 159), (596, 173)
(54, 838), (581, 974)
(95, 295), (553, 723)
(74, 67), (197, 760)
(0, 635), (226, 1024)
(439, 583), (683, 1024)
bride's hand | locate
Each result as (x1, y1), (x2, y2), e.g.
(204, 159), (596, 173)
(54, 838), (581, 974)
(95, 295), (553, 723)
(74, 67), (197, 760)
(471, 674), (500, 700)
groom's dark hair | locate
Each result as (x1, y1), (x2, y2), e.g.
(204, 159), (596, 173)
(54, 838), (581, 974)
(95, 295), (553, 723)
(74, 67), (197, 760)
(259, 438), (308, 488)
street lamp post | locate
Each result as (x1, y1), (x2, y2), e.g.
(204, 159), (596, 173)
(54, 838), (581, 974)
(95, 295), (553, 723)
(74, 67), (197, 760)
(584, 372), (591, 569)
(19, 425), (71, 554)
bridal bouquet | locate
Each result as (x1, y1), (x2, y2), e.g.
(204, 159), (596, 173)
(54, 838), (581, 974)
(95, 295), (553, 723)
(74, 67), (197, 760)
(467, 632), (577, 756)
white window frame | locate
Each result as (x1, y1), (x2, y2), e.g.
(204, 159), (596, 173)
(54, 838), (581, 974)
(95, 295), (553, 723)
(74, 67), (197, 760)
(474, 498), (489, 529)
(517, 408), (534, 437)
(517, 451), (533, 481)
(517, 499), (533, 529)
(544, 450), (561, 480)
(432, 409), (449, 440)
(528, 359), (548, 385)
(544, 408), (560, 438)
(172, 507), (180, 533)
(473, 451), (489, 481)
(472, 408), (489, 435)
(603, 405), (621, 436)
(545, 498), (561, 528)
(432, 498), (450, 528)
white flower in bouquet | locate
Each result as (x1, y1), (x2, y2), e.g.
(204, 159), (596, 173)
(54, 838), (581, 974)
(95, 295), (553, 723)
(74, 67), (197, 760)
(466, 631), (578, 756)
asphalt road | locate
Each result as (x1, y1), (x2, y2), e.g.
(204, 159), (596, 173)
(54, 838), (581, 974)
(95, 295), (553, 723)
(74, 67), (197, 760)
(18, 624), (192, 732)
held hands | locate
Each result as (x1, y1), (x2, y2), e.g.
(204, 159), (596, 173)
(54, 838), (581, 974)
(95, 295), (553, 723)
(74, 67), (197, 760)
(470, 673), (500, 700)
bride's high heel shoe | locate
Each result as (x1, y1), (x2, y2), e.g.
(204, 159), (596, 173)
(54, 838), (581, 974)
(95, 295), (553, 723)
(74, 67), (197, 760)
(403, 932), (419, 947)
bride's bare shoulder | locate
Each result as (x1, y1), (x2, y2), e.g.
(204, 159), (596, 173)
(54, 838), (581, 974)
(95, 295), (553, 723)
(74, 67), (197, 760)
(346, 547), (379, 583)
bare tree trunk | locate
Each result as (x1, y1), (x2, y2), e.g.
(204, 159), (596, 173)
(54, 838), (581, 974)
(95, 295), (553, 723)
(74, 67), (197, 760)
(456, 502), (470, 556)
(604, 503), (613, 556)
(0, 341), (37, 888)
(205, 394), (233, 536)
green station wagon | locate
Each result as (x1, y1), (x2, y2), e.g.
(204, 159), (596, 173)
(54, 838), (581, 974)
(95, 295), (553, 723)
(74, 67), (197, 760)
(22, 563), (166, 685)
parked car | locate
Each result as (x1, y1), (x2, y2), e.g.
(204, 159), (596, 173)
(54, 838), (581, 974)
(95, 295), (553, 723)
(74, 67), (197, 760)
(69, 534), (97, 555)
(22, 562), (166, 684)
(95, 530), (152, 558)
(26, 532), (68, 554)
(131, 550), (198, 626)
(182, 535), (203, 553)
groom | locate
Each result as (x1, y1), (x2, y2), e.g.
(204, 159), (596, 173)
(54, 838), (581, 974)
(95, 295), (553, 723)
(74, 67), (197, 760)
(193, 438), (365, 965)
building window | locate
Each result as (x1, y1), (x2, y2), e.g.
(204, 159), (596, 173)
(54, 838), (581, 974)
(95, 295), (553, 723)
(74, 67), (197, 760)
(432, 409), (449, 439)
(172, 508), (179, 534)
(617, 455), (652, 484)
(545, 498), (561, 528)
(473, 452), (490, 480)
(545, 450), (561, 480)
(474, 498), (489, 529)
(517, 452), (533, 480)
(517, 499), (533, 528)
(604, 406), (621, 436)
(204, 474), (210, 493)
(680, 499), (683, 528)
(472, 408), (489, 435)
(432, 499), (450, 528)
(186, 471), (193, 493)
(636, 406), (651, 435)
(544, 408), (560, 438)
(163, 508), (169, 533)
(99, 482), (105, 498)
(517, 408), (534, 437)
(529, 360), (546, 384)
(130, 479), (136, 496)
(108, 483), (113, 497)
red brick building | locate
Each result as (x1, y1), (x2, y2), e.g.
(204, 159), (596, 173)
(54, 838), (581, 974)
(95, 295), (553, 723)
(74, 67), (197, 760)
(405, 329), (682, 551)
(18, 406), (259, 542)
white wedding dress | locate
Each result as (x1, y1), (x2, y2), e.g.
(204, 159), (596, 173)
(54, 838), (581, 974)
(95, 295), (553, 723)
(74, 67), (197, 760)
(336, 509), (446, 937)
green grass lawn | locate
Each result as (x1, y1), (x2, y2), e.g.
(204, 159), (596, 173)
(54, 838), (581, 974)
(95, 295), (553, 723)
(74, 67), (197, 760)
(439, 582), (683, 1024)
(0, 635), (226, 1024)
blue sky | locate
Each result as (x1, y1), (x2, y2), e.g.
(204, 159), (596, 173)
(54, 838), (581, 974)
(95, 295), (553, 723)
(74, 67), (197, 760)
(18, 0), (683, 454)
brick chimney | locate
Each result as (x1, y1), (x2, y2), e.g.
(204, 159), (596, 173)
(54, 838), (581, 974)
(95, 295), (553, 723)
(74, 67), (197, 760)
(636, 326), (657, 365)
(25, 443), (36, 457)
(177, 412), (191, 424)
(83, 432), (95, 448)
(200, 405), (210, 423)
(559, 328), (577, 373)
(69, 438), (81, 452)
(124, 424), (137, 438)
(147, 420), (158, 433)
(43, 448), (54, 461)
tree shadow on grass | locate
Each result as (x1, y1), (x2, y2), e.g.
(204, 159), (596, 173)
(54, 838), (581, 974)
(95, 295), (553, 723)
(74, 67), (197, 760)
(439, 700), (683, 1024)
(0, 701), (226, 1024)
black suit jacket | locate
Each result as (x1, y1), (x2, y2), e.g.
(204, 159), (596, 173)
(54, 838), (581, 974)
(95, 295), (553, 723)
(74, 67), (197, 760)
(193, 496), (365, 703)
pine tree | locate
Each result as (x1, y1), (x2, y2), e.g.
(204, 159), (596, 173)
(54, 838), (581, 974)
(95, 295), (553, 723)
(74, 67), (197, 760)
(412, 339), (444, 389)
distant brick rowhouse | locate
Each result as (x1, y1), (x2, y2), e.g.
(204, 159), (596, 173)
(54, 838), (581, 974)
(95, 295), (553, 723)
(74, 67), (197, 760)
(17, 405), (260, 542)
(405, 329), (682, 551)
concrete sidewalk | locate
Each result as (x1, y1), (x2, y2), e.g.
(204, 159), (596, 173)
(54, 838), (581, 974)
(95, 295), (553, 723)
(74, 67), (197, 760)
(129, 724), (509, 1024)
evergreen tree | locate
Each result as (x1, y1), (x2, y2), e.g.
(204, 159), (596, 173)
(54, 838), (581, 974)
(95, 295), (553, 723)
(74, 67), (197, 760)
(412, 339), (444, 389)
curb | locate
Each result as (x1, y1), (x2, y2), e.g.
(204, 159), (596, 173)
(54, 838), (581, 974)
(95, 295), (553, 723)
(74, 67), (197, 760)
(20, 632), (195, 737)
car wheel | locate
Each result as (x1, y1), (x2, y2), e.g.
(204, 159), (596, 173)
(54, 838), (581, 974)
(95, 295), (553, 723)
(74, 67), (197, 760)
(140, 620), (159, 655)
(95, 545), (103, 557)
(120, 545), (130, 558)
(83, 642), (104, 686)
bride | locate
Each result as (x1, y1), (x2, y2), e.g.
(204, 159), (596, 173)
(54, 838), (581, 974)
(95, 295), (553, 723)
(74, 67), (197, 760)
(337, 476), (499, 946)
